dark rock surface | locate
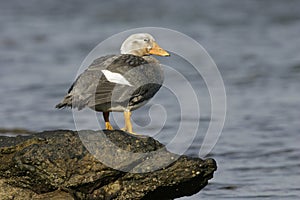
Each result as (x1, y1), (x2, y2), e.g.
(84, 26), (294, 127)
(0, 130), (217, 200)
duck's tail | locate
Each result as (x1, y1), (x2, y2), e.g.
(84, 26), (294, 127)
(55, 95), (72, 109)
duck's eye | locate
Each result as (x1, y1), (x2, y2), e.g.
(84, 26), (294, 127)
(144, 38), (150, 42)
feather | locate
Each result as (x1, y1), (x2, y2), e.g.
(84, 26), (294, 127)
(101, 70), (132, 86)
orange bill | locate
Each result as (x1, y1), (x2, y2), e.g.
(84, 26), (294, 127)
(149, 42), (170, 56)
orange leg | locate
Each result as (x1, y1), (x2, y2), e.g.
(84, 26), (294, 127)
(103, 112), (113, 130)
(121, 110), (138, 134)
(124, 111), (132, 133)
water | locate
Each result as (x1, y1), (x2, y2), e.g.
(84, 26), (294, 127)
(1, 0), (300, 199)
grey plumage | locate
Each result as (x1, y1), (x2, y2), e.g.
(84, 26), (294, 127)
(55, 54), (164, 112)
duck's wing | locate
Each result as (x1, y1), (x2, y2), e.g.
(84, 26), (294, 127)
(92, 54), (156, 109)
(56, 54), (161, 111)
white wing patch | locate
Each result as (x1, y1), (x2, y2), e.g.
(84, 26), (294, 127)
(101, 69), (132, 86)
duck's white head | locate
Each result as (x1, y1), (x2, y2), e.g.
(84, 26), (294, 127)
(120, 33), (170, 57)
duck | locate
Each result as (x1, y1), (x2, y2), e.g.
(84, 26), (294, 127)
(56, 33), (170, 134)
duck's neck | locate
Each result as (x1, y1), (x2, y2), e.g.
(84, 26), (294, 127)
(142, 56), (159, 64)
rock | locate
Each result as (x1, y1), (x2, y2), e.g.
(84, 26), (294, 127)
(0, 130), (217, 200)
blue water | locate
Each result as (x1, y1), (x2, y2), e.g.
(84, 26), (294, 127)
(1, 0), (300, 199)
